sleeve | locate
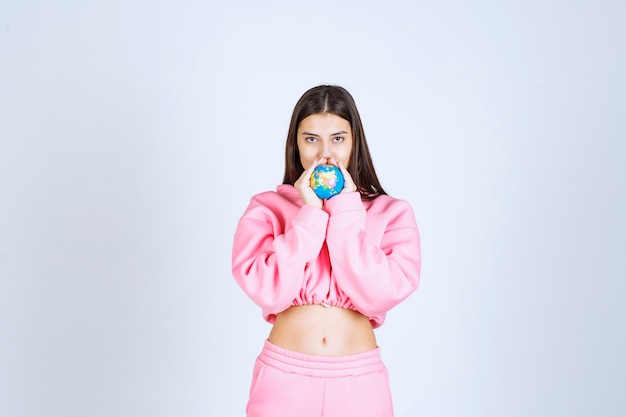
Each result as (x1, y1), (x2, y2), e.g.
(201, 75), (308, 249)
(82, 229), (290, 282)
(232, 197), (329, 315)
(324, 192), (421, 322)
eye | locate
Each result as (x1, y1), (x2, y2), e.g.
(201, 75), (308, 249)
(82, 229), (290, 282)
(305, 136), (318, 143)
(333, 136), (344, 143)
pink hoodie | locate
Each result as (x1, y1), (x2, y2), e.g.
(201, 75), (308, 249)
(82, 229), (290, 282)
(232, 184), (421, 328)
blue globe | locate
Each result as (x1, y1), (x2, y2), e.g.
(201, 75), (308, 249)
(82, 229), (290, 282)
(310, 165), (344, 199)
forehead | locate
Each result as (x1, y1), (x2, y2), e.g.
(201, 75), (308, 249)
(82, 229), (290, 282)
(298, 113), (351, 133)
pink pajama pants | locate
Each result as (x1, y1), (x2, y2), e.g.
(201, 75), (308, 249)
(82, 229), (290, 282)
(246, 340), (394, 417)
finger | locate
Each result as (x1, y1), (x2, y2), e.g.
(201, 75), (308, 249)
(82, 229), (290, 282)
(300, 158), (327, 185)
(336, 161), (353, 182)
(336, 161), (357, 193)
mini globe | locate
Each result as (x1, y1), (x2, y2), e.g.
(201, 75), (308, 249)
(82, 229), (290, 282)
(310, 165), (344, 199)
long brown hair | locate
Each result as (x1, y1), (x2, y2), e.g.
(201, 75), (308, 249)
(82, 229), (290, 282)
(282, 85), (386, 200)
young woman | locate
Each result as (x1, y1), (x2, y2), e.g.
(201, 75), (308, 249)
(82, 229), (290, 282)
(232, 85), (421, 417)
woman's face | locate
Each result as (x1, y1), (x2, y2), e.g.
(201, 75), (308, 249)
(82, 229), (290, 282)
(296, 113), (353, 170)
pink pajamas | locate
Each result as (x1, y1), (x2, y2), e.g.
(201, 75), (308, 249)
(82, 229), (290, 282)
(233, 185), (421, 416)
(246, 340), (394, 417)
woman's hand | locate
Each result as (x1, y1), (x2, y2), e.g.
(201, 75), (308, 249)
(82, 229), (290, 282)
(294, 157), (325, 209)
(335, 159), (357, 194)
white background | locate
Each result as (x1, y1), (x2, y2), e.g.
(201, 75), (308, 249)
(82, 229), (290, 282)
(1, 1), (624, 416)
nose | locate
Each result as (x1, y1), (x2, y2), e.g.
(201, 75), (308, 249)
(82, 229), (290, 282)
(320, 140), (331, 160)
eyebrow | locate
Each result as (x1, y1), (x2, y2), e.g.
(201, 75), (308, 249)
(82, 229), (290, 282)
(300, 131), (348, 137)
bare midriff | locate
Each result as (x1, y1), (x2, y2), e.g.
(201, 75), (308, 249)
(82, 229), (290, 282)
(268, 304), (377, 356)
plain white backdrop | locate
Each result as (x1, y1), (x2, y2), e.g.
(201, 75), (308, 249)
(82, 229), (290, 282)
(1, 1), (624, 416)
